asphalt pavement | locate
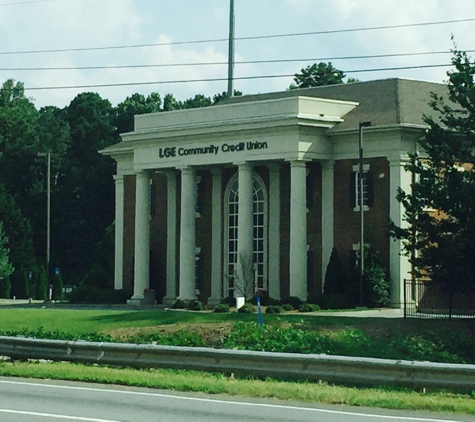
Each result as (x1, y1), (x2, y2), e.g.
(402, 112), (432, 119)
(0, 378), (472, 422)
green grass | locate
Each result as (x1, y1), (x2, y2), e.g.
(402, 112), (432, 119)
(0, 308), (372, 334)
(0, 361), (474, 415)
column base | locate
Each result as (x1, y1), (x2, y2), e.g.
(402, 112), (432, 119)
(163, 296), (177, 306)
(207, 297), (222, 306)
(127, 298), (145, 305)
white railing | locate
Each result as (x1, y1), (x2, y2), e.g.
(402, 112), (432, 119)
(0, 336), (474, 391)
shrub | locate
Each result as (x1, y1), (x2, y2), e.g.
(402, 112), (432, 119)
(281, 303), (294, 311)
(324, 247), (348, 295)
(220, 296), (236, 307)
(34, 265), (47, 301)
(237, 302), (254, 313)
(213, 303), (229, 313)
(188, 300), (203, 311)
(281, 296), (303, 309)
(172, 299), (186, 309)
(265, 305), (283, 314)
(298, 303), (320, 312)
(251, 295), (280, 306)
(362, 249), (390, 308)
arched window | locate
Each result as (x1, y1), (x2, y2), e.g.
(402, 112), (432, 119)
(224, 173), (267, 297)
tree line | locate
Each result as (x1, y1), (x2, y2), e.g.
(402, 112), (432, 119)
(0, 61), (389, 300)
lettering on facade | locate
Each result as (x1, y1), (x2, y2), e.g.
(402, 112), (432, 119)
(158, 141), (268, 159)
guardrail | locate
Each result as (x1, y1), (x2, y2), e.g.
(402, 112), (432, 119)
(0, 336), (474, 391)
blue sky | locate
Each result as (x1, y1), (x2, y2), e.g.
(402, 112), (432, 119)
(1, 0), (475, 108)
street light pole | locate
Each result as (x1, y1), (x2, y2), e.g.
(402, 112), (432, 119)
(358, 121), (371, 306)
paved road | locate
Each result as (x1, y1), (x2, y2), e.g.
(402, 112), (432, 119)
(0, 378), (472, 422)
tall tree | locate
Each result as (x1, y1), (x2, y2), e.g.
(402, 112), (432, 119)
(0, 222), (13, 281)
(54, 92), (116, 285)
(392, 49), (475, 291)
(114, 92), (162, 135)
(290, 62), (346, 89)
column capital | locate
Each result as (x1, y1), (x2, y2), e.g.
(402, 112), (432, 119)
(388, 154), (411, 166)
(234, 161), (253, 171)
(163, 169), (177, 180)
(287, 159), (308, 168)
(267, 162), (281, 173)
(113, 174), (124, 182)
(210, 167), (222, 177)
(320, 159), (335, 170)
(177, 166), (195, 175)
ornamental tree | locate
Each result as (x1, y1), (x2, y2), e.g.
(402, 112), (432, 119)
(392, 49), (475, 291)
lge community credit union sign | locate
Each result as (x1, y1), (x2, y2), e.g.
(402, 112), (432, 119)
(158, 141), (268, 158)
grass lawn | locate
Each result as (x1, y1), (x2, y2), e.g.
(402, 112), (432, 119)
(0, 308), (381, 333)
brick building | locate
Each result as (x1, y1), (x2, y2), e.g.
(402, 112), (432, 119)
(101, 78), (448, 308)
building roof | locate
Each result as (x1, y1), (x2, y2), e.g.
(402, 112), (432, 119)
(224, 78), (450, 131)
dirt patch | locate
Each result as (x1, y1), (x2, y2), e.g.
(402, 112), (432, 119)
(106, 322), (234, 347)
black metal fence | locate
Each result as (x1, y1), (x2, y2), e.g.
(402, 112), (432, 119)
(404, 279), (475, 319)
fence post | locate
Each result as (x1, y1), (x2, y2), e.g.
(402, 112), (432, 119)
(403, 279), (407, 318)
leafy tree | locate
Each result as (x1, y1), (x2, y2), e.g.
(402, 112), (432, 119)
(0, 184), (35, 276)
(0, 222), (13, 282)
(212, 90), (243, 105)
(114, 92), (162, 134)
(291, 62), (346, 89)
(163, 93), (183, 111)
(54, 92), (116, 285)
(392, 49), (475, 291)
(0, 79), (40, 210)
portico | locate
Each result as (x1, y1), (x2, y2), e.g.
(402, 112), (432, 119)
(103, 95), (358, 304)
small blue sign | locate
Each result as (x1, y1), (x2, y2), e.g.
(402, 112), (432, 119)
(55, 267), (60, 276)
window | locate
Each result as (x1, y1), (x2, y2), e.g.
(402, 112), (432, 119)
(195, 247), (202, 293)
(195, 176), (204, 215)
(225, 174), (267, 297)
(350, 165), (373, 210)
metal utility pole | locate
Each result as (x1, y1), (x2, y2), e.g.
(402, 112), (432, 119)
(227, 0), (235, 98)
(358, 121), (371, 306)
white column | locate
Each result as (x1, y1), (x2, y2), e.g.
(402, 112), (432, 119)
(289, 160), (308, 300)
(267, 163), (281, 300)
(321, 160), (334, 292)
(236, 162), (254, 298)
(389, 157), (412, 308)
(113, 175), (124, 291)
(178, 167), (197, 301)
(208, 167), (223, 305)
(130, 171), (150, 302)
(163, 171), (177, 305)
